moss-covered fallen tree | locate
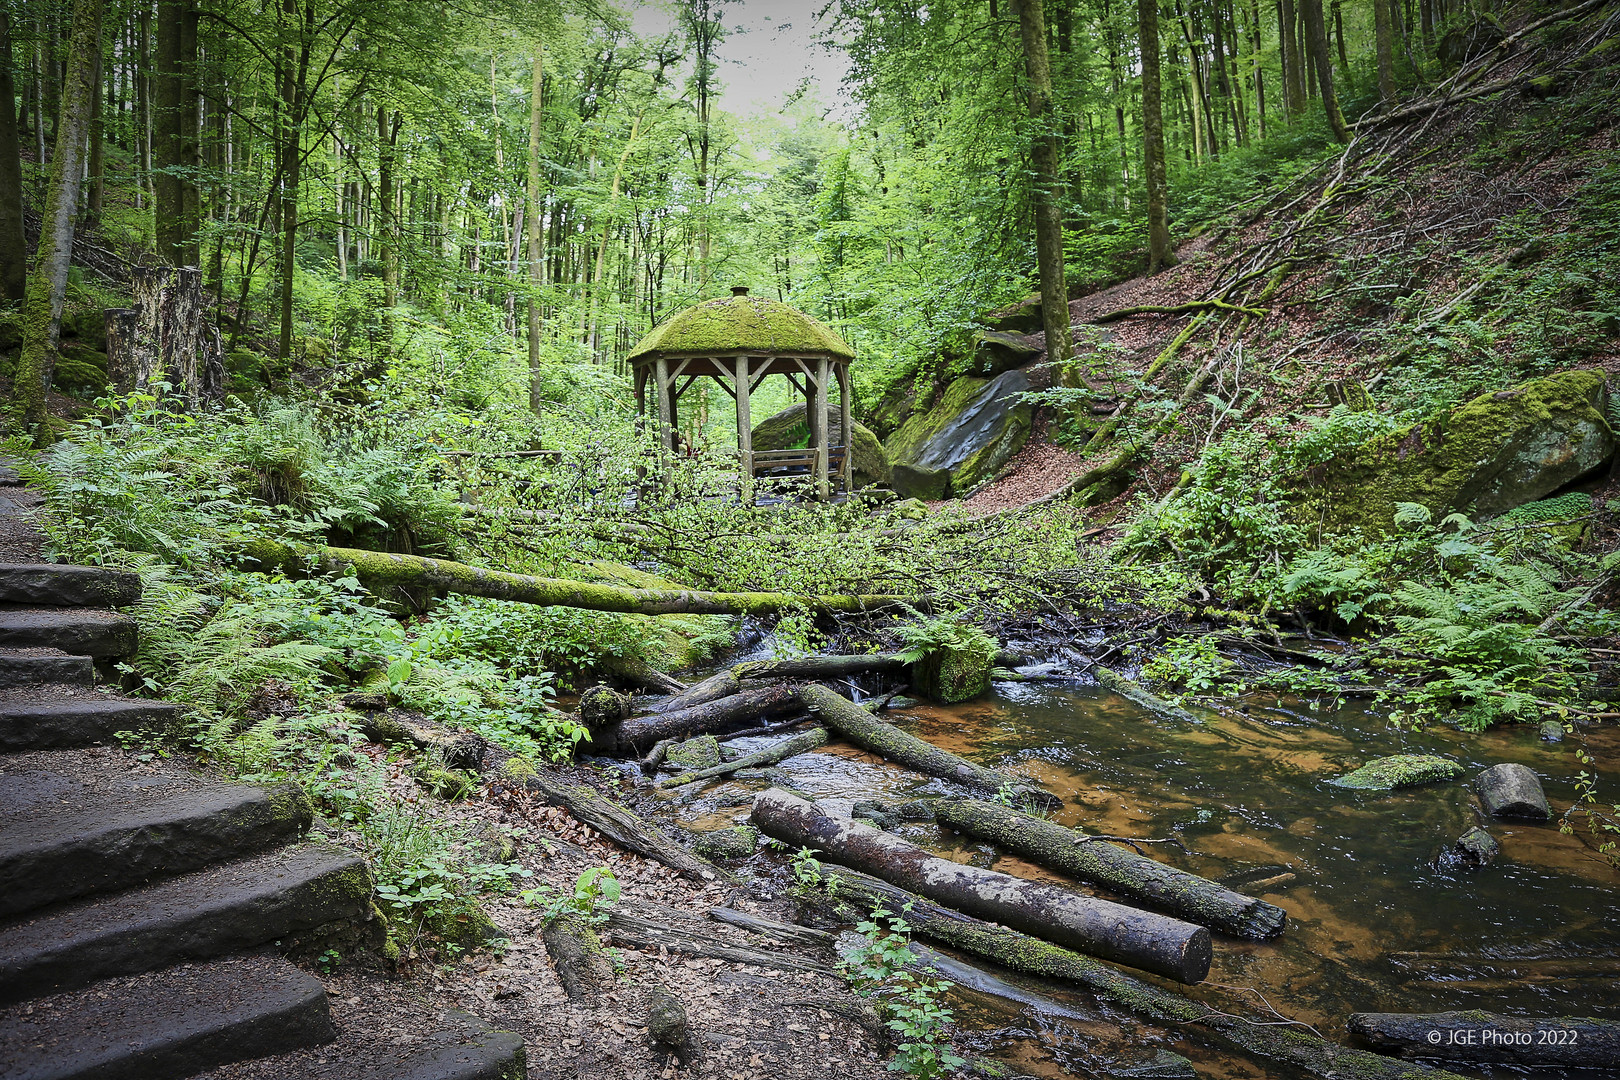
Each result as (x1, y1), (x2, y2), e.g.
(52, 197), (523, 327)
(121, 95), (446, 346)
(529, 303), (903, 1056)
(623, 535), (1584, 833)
(240, 539), (913, 616)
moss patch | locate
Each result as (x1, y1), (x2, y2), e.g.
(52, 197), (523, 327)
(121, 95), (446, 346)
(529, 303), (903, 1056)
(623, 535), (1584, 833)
(1329, 754), (1466, 790)
(885, 371), (1033, 499)
(628, 295), (854, 361)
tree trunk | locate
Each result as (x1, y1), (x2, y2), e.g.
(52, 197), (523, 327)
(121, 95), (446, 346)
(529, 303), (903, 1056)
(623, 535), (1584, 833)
(1374, 0), (1396, 102)
(241, 539), (914, 619)
(731, 654), (909, 681)
(84, 43), (103, 221)
(932, 797), (1286, 939)
(153, 0), (184, 263)
(377, 105), (401, 337)
(1011, 0), (1073, 371)
(0, 12), (28, 301)
(1279, 0), (1306, 115)
(1302, 0), (1350, 141)
(111, 264), (224, 406)
(614, 684), (802, 754)
(517, 769), (724, 882)
(752, 788), (1211, 983)
(798, 683), (1058, 809)
(525, 49), (545, 414)
(275, 0), (304, 362)
(11, 0), (103, 439)
(1332, 0), (1349, 71)
(541, 913), (615, 1002)
(1348, 1013), (1619, 1068)
(658, 728), (829, 789)
(811, 867), (1470, 1080)
(1138, 0), (1174, 272)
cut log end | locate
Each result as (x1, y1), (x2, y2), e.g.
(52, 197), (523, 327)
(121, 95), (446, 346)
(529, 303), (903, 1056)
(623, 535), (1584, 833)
(542, 912), (615, 1003)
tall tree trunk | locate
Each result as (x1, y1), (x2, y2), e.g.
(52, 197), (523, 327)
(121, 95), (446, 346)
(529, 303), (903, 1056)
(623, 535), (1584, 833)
(1302, 0), (1350, 141)
(1279, 0), (1305, 114)
(85, 43), (103, 221)
(1011, 0), (1073, 371)
(1374, 0), (1396, 102)
(1332, 0), (1349, 71)
(377, 104), (400, 311)
(0, 12), (29, 301)
(525, 50), (545, 414)
(12, 0), (103, 440)
(275, 0), (308, 362)
(153, 0), (183, 262)
(178, 0), (199, 264)
(1139, 0), (1174, 272)
(1247, 0), (1267, 136)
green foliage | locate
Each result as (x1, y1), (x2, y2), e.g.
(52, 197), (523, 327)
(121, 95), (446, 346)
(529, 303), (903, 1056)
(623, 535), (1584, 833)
(838, 906), (964, 1079)
(892, 613), (996, 667)
(1277, 406), (1398, 471)
(1141, 636), (1240, 697)
(1494, 492), (1594, 524)
(522, 866), (622, 925)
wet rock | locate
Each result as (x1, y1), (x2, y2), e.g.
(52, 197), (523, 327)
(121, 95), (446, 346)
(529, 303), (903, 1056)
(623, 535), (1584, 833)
(1539, 720), (1566, 743)
(852, 801), (899, 830)
(1475, 762), (1552, 820)
(750, 402), (891, 488)
(692, 825), (759, 861)
(970, 330), (1041, 377)
(893, 799), (937, 822)
(885, 369), (1033, 500)
(1296, 370), (1616, 531)
(666, 735), (722, 771)
(1452, 826), (1500, 870)
(1105, 1049), (1198, 1079)
(1329, 754), (1466, 790)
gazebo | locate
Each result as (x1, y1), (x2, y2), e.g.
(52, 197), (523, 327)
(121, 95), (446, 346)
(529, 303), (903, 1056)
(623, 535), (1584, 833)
(627, 287), (857, 500)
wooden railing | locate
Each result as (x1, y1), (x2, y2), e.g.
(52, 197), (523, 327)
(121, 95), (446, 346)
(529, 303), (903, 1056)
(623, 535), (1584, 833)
(749, 445), (848, 478)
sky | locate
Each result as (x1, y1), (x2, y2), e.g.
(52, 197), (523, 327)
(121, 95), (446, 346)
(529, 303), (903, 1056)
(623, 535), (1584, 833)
(627, 1), (854, 119)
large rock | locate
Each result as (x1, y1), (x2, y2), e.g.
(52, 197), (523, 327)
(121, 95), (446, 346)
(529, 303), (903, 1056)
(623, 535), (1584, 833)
(884, 370), (1033, 500)
(970, 330), (1041, 377)
(976, 295), (1045, 334)
(750, 402), (890, 488)
(1297, 370), (1615, 530)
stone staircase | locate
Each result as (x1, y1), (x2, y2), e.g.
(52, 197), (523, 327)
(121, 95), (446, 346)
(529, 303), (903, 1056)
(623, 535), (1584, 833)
(0, 475), (526, 1079)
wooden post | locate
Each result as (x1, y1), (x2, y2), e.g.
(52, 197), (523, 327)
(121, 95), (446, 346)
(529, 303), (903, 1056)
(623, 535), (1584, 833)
(654, 356), (673, 451)
(735, 355), (753, 503)
(838, 362), (853, 494)
(814, 356), (830, 500)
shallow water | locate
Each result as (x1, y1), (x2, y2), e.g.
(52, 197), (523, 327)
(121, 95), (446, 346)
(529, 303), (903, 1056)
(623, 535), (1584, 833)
(665, 679), (1620, 1079)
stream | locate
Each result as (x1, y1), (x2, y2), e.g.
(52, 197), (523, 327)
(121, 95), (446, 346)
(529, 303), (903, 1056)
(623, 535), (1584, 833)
(665, 675), (1620, 1079)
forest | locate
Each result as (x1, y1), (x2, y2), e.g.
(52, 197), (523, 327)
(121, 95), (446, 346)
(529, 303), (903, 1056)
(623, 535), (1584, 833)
(0, 0), (1617, 1076)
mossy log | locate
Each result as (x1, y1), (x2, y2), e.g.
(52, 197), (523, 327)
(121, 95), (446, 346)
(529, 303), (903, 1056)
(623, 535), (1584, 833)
(814, 866), (1467, 1080)
(932, 797), (1286, 940)
(1092, 666), (1202, 724)
(731, 653), (909, 680)
(519, 771), (725, 882)
(241, 539), (911, 616)
(658, 727), (830, 789)
(752, 788), (1210, 983)
(614, 683), (801, 754)
(1348, 1012), (1620, 1067)
(797, 683), (1058, 809)
(541, 912), (615, 1003)
(355, 710), (487, 771)
(650, 669), (744, 713)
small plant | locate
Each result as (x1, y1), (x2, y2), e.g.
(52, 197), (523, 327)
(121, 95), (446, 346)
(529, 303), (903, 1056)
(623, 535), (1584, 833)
(838, 905), (964, 1079)
(790, 846), (826, 891)
(524, 866), (621, 924)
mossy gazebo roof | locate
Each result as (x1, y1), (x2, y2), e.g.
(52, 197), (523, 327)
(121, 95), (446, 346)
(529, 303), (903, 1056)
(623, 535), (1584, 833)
(628, 292), (854, 368)
(630, 288), (857, 500)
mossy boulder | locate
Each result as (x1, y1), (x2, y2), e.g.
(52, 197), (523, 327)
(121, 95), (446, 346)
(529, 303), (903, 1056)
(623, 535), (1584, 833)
(1437, 13), (1505, 65)
(969, 330), (1041, 377)
(60, 308), (109, 350)
(666, 735), (722, 770)
(910, 644), (996, 704)
(1297, 370), (1615, 530)
(976, 295), (1044, 334)
(1328, 754), (1465, 790)
(693, 825), (759, 860)
(53, 343), (109, 393)
(884, 370), (1033, 500)
(750, 402), (891, 488)
(628, 292), (853, 361)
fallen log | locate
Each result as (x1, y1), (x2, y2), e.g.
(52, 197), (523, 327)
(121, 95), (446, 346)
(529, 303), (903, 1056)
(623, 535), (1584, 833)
(241, 538), (915, 616)
(1348, 1012), (1620, 1068)
(518, 771), (726, 883)
(605, 909), (835, 975)
(650, 669), (743, 713)
(932, 797), (1285, 940)
(658, 728), (829, 789)
(731, 653), (909, 681)
(614, 683), (801, 754)
(751, 788), (1210, 984)
(542, 912), (615, 1003)
(706, 907), (836, 948)
(797, 683), (1058, 810)
(813, 866), (1468, 1080)
(1093, 666), (1202, 724)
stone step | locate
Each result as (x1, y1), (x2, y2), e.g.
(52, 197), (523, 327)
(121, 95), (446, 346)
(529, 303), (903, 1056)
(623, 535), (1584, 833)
(0, 751), (313, 918)
(0, 563), (143, 608)
(0, 689), (181, 751)
(197, 1008), (527, 1080)
(0, 954), (334, 1080)
(0, 842), (373, 1005)
(0, 647), (94, 689)
(0, 608), (139, 658)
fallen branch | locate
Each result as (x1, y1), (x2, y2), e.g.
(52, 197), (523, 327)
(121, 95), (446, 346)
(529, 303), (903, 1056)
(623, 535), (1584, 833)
(753, 788), (1211, 983)
(933, 797), (1285, 939)
(516, 770), (726, 882)
(614, 684), (802, 754)
(1093, 299), (1266, 324)
(798, 683), (1058, 809)
(1093, 666), (1203, 724)
(542, 913), (616, 1002)
(241, 539), (915, 616)
(605, 909), (835, 975)
(658, 728), (830, 789)
(812, 866), (1468, 1080)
